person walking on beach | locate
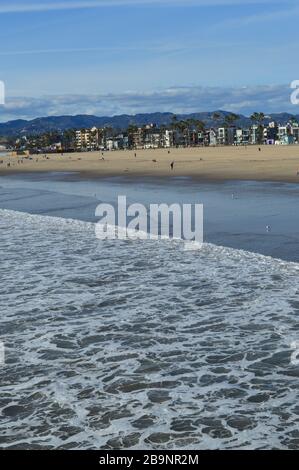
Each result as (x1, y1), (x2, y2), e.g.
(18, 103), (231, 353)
(170, 161), (174, 171)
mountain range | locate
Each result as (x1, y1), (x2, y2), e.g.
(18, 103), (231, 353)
(0, 111), (298, 137)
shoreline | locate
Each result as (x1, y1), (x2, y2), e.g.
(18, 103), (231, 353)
(1, 146), (299, 184)
(2, 170), (299, 264)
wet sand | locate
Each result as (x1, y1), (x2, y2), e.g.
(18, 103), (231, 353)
(1, 145), (299, 183)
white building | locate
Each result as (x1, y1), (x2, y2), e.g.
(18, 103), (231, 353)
(250, 125), (260, 145)
(236, 129), (250, 145)
(106, 139), (120, 151)
(144, 130), (162, 149)
(162, 130), (174, 148)
(292, 125), (299, 143)
(208, 129), (217, 146)
(217, 127), (235, 145)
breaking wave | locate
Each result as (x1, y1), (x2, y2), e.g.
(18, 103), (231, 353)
(0, 209), (299, 450)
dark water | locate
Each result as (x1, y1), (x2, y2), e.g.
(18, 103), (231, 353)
(1, 173), (299, 261)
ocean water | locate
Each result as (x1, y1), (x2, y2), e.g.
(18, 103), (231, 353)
(0, 174), (299, 450)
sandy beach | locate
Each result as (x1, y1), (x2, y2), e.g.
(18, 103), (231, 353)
(1, 145), (299, 183)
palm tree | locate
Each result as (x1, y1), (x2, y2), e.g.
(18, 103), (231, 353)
(127, 125), (139, 149)
(250, 112), (265, 145)
(212, 112), (222, 126)
(224, 113), (239, 128)
(62, 129), (76, 150)
(195, 120), (205, 132)
(179, 120), (190, 146)
(250, 112), (265, 125)
(212, 112), (221, 121)
(169, 116), (181, 147)
(289, 116), (298, 127)
(186, 119), (205, 145)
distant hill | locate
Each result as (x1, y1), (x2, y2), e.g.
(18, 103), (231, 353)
(0, 111), (298, 137)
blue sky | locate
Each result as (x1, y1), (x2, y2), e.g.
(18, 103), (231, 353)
(0, 0), (299, 121)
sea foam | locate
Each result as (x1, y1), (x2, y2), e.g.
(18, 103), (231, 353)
(0, 208), (299, 450)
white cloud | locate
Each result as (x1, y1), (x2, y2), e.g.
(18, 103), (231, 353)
(218, 5), (299, 28)
(0, 0), (291, 15)
(0, 43), (193, 56)
(1, 84), (297, 122)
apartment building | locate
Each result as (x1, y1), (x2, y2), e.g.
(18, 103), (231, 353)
(72, 120), (299, 152)
(235, 129), (250, 145)
(292, 125), (299, 143)
(131, 128), (144, 149)
(75, 127), (102, 151)
(144, 129), (162, 149)
(208, 129), (217, 146)
(278, 125), (294, 145)
(162, 129), (174, 148)
(217, 127), (236, 145)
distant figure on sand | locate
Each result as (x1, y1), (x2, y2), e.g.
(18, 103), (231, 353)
(170, 161), (174, 171)
(259, 148), (261, 152)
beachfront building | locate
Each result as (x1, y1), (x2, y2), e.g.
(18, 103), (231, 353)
(106, 134), (129, 150)
(264, 121), (277, 145)
(217, 128), (227, 145)
(235, 129), (250, 146)
(131, 127), (144, 149)
(172, 130), (187, 147)
(162, 129), (174, 148)
(277, 125), (294, 145)
(106, 138), (117, 151)
(217, 127), (235, 146)
(75, 127), (102, 151)
(277, 122), (299, 144)
(196, 130), (209, 146)
(292, 125), (299, 143)
(250, 125), (260, 145)
(76, 129), (90, 150)
(208, 129), (217, 146)
(143, 128), (162, 149)
(12, 119), (299, 154)
(117, 134), (129, 150)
